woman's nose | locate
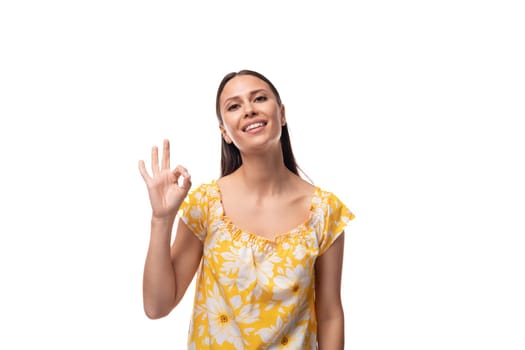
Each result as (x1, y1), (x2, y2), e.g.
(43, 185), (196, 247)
(243, 103), (257, 118)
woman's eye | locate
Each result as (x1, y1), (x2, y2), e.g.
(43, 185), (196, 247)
(227, 104), (240, 111)
(255, 95), (267, 102)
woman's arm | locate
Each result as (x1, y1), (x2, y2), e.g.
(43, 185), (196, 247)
(315, 232), (345, 350)
(143, 218), (202, 319)
(139, 139), (202, 319)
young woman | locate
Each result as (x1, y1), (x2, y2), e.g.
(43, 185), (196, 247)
(139, 70), (355, 349)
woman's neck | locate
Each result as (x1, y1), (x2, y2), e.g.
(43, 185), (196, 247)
(235, 153), (293, 196)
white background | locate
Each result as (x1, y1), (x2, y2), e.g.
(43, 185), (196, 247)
(1, 0), (524, 349)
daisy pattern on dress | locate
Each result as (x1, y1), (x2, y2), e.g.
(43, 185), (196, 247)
(219, 245), (256, 292)
(189, 205), (201, 220)
(272, 263), (311, 307)
(230, 295), (260, 336)
(254, 251), (282, 287)
(292, 244), (307, 260)
(179, 181), (355, 349)
(257, 316), (284, 343)
(280, 241), (308, 261)
(205, 284), (244, 349)
(271, 324), (307, 349)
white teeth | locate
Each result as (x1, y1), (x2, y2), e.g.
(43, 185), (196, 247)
(244, 122), (265, 131)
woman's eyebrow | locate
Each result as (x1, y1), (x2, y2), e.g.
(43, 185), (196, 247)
(223, 89), (269, 106)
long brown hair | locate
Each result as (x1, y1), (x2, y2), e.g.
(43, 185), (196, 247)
(215, 70), (300, 178)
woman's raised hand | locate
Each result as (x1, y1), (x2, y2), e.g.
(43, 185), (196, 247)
(138, 139), (192, 220)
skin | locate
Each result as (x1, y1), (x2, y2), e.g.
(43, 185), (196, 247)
(139, 74), (345, 349)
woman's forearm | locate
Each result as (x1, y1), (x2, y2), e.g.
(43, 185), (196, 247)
(143, 217), (176, 319)
(317, 312), (344, 350)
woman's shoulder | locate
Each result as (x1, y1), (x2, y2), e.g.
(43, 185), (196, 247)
(215, 174), (232, 189)
(311, 184), (355, 221)
(307, 182), (352, 211)
(185, 179), (221, 200)
(307, 180), (344, 199)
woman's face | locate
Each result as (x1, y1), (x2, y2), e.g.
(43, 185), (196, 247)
(218, 74), (286, 154)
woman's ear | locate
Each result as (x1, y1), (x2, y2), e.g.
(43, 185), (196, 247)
(219, 125), (233, 144)
(280, 104), (287, 126)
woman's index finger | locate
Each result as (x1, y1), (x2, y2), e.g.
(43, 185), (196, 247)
(162, 139), (170, 170)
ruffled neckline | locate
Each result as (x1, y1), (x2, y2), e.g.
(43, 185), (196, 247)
(208, 180), (321, 246)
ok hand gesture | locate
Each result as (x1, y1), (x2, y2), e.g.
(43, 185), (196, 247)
(138, 139), (192, 220)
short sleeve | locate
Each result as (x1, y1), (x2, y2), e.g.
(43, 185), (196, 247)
(178, 183), (209, 241)
(318, 192), (355, 255)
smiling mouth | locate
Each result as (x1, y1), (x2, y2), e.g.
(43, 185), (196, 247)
(243, 121), (267, 132)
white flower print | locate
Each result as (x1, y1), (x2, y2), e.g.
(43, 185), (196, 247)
(198, 324), (205, 337)
(181, 182), (353, 349)
(272, 264), (311, 307)
(308, 207), (323, 232)
(268, 324), (307, 349)
(293, 244), (307, 260)
(254, 252), (282, 287)
(257, 316), (284, 343)
(189, 205), (201, 219)
(205, 285), (244, 349)
(220, 246), (256, 291)
(203, 228), (220, 258)
(230, 295), (260, 335)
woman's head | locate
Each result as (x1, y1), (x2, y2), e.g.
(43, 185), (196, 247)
(215, 70), (299, 177)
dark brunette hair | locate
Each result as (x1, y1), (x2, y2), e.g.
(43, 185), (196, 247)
(215, 70), (299, 178)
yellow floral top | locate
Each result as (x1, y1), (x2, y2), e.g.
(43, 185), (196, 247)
(178, 181), (354, 349)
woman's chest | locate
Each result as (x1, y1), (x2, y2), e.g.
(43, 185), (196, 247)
(202, 229), (320, 296)
(221, 195), (312, 241)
